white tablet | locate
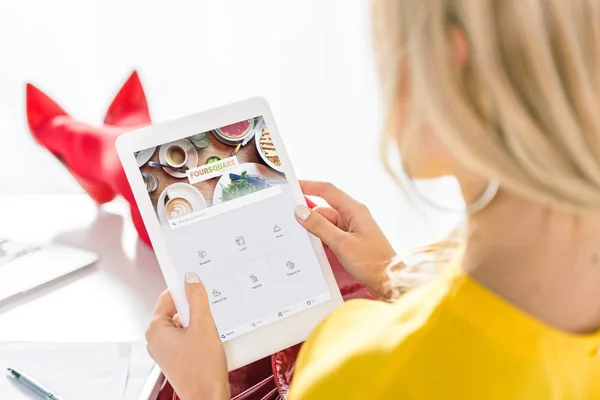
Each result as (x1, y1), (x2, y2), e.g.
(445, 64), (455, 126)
(116, 97), (343, 371)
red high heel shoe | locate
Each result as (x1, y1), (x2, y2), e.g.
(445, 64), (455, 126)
(26, 71), (153, 245)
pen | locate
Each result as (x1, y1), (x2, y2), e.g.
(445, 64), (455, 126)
(6, 367), (64, 400)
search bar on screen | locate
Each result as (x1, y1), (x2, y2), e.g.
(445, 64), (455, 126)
(169, 185), (283, 229)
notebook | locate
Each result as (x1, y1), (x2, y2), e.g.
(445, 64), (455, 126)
(0, 342), (131, 399)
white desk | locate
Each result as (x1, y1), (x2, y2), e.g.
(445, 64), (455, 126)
(0, 195), (166, 397)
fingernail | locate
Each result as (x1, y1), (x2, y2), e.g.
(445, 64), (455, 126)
(185, 271), (200, 284)
(294, 205), (311, 221)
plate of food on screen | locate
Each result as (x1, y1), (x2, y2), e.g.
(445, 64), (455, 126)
(213, 119), (254, 146)
(255, 125), (283, 173)
(212, 163), (287, 205)
(156, 183), (207, 224)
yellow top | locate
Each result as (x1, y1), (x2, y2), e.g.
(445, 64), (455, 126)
(288, 264), (600, 400)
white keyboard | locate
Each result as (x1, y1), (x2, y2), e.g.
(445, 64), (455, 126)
(0, 239), (41, 268)
(0, 239), (97, 301)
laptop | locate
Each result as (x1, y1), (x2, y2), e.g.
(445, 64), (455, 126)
(0, 238), (98, 302)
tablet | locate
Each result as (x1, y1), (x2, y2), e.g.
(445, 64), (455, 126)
(116, 97), (343, 371)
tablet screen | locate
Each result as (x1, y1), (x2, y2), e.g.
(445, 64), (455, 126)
(135, 116), (332, 341)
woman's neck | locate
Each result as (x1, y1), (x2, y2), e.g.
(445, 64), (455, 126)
(463, 191), (600, 335)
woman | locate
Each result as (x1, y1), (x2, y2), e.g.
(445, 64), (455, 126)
(146, 0), (600, 398)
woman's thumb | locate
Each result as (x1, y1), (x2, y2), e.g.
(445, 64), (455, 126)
(294, 205), (344, 251)
(184, 271), (211, 327)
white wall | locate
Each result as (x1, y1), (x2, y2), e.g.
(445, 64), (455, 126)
(0, 0), (461, 252)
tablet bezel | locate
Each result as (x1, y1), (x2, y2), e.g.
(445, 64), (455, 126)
(116, 97), (343, 371)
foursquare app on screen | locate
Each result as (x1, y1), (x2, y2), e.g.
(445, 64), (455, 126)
(135, 116), (331, 341)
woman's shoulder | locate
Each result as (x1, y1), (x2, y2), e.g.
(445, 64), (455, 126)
(289, 279), (455, 399)
(288, 269), (591, 400)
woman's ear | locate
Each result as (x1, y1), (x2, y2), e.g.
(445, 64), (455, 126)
(450, 27), (470, 68)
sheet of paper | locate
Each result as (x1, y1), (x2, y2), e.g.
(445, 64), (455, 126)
(122, 341), (157, 400)
(0, 342), (130, 400)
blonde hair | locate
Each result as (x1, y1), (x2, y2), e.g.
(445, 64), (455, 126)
(373, 0), (600, 296)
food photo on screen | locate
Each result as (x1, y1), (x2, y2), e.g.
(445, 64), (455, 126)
(134, 116), (288, 228)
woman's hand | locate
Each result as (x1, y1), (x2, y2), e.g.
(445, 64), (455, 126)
(295, 181), (396, 298)
(146, 272), (230, 400)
